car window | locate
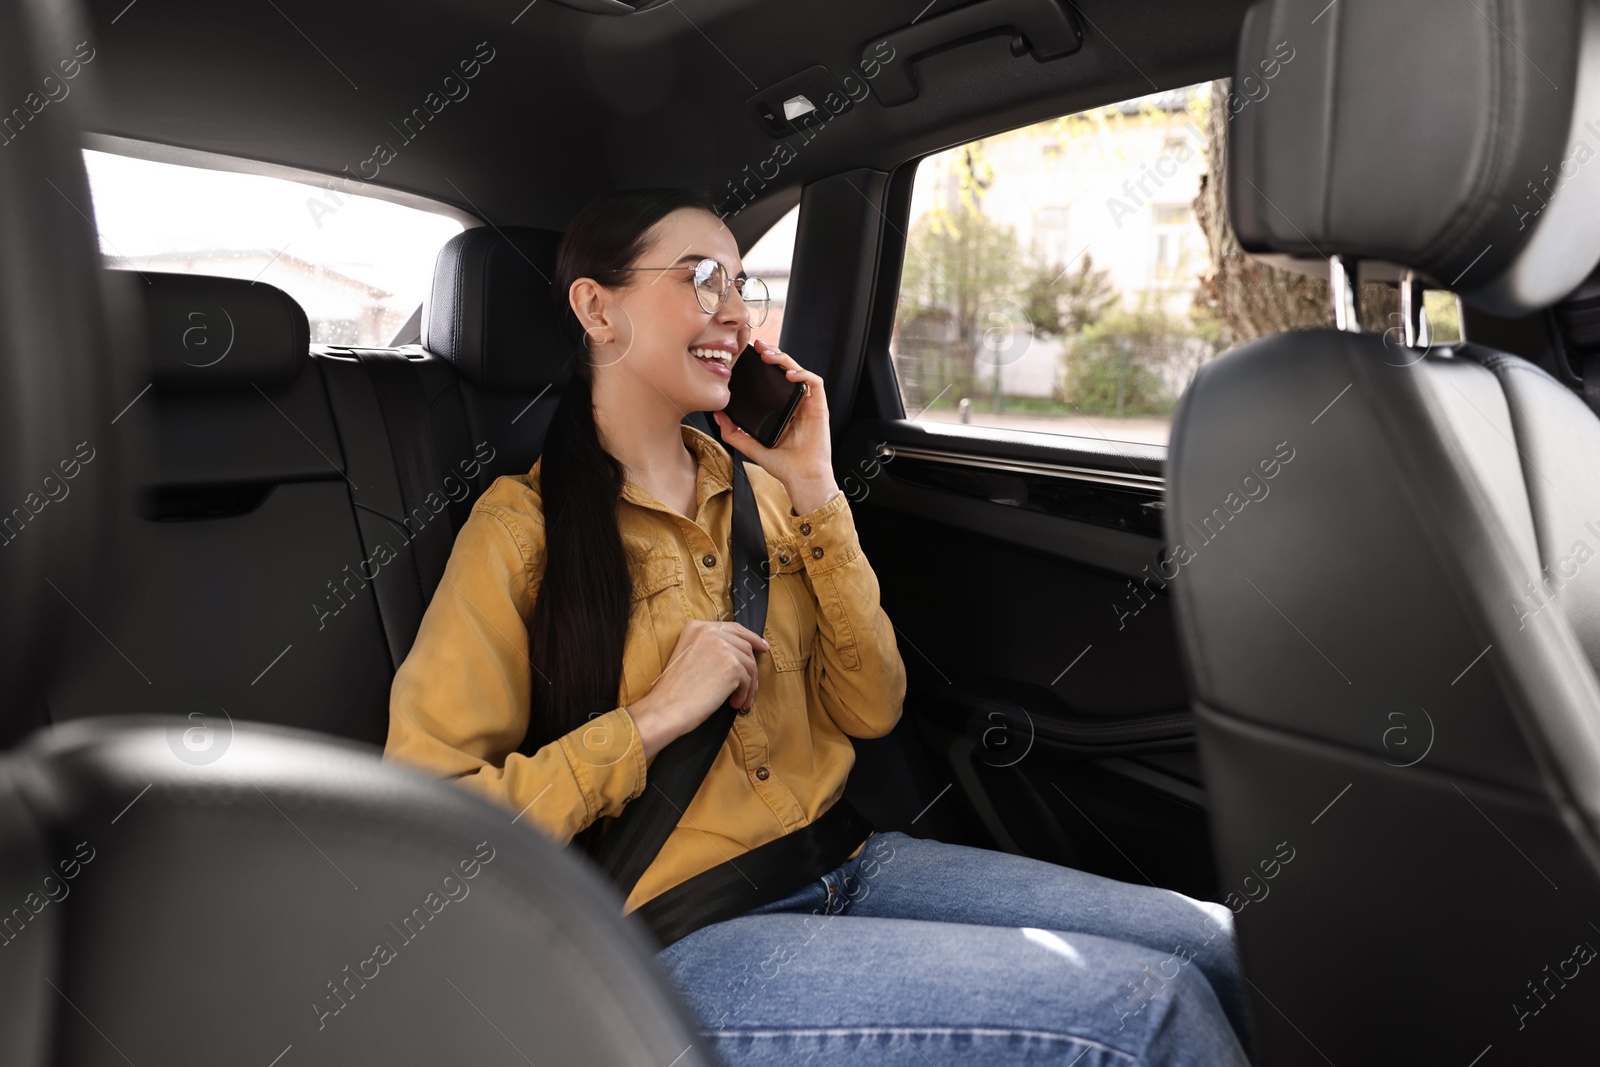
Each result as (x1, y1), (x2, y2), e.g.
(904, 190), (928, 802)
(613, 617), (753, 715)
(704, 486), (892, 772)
(741, 203), (797, 347)
(890, 80), (1462, 447)
(82, 149), (465, 347)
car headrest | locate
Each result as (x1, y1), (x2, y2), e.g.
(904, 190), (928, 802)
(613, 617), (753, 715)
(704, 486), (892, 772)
(423, 226), (573, 392)
(135, 272), (308, 392)
(1228, 0), (1600, 316)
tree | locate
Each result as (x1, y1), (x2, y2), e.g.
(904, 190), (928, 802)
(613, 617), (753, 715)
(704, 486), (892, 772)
(897, 141), (1025, 410)
(1192, 79), (1399, 345)
(1022, 252), (1118, 338)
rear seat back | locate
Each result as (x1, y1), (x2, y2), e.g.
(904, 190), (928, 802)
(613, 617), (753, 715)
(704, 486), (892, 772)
(48, 233), (713, 748)
(46, 272), (395, 744)
(315, 226), (579, 670)
(421, 225), (574, 484)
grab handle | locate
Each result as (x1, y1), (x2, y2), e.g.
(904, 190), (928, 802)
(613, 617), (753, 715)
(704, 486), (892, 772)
(863, 0), (1083, 107)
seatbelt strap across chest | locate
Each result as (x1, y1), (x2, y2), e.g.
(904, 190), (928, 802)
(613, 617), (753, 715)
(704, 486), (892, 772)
(595, 437), (771, 899)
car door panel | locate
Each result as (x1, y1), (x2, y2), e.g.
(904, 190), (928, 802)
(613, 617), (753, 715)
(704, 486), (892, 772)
(840, 418), (1217, 899)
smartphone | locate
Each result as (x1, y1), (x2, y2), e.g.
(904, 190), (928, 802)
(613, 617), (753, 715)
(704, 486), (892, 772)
(722, 343), (807, 449)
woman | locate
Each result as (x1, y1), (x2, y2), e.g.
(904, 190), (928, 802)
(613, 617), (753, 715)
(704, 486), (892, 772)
(384, 187), (1255, 1066)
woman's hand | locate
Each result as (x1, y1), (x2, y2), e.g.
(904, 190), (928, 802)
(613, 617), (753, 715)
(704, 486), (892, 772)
(712, 339), (841, 513)
(627, 619), (770, 760)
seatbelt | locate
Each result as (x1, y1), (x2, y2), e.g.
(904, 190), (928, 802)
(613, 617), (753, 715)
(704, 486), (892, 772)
(325, 349), (456, 671)
(593, 437), (876, 947)
(595, 438), (770, 898)
(356, 350), (455, 621)
(633, 794), (874, 949)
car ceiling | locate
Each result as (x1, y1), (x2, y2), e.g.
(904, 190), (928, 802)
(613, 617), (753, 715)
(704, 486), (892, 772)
(78, 0), (1252, 244)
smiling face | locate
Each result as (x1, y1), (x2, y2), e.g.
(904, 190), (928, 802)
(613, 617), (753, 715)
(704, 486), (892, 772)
(577, 206), (756, 417)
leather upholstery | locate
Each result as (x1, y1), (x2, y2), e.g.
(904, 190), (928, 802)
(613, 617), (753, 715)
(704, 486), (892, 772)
(1170, 332), (1600, 1060)
(1172, 335), (1600, 806)
(417, 226), (577, 521)
(141, 272), (308, 391)
(1171, 0), (1600, 1059)
(423, 225), (572, 390)
(1229, 0), (1600, 314)
(0, 3), (718, 1063)
(46, 274), (396, 744)
(6, 717), (717, 1066)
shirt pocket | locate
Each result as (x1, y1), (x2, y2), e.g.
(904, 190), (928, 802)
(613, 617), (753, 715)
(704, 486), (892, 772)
(764, 540), (817, 672)
(624, 546), (689, 700)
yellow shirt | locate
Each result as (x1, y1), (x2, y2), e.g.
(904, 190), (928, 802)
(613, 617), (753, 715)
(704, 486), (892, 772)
(384, 421), (908, 914)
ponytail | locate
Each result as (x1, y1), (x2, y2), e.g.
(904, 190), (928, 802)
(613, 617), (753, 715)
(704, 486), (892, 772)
(525, 366), (630, 753)
(524, 186), (718, 860)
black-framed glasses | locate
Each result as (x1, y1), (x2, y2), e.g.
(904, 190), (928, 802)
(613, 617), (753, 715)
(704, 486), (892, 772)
(598, 257), (770, 326)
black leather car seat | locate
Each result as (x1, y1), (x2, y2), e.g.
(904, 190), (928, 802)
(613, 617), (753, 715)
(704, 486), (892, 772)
(316, 226), (578, 671)
(44, 273), (396, 744)
(1168, 0), (1600, 1061)
(0, 1), (719, 1063)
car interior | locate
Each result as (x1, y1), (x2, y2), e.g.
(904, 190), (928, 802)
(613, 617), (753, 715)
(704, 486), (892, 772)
(4, 0), (1600, 1061)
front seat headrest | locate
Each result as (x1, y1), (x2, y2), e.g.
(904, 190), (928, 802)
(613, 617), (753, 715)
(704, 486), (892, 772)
(1228, 0), (1600, 316)
(135, 272), (308, 392)
(423, 226), (573, 392)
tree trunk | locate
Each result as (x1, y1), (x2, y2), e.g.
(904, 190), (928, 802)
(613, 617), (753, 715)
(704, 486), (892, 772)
(1193, 79), (1398, 345)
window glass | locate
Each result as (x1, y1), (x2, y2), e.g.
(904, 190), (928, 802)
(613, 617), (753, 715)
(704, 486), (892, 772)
(740, 203), (797, 347)
(1423, 290), (1462, 343)
(82, 149), (465, 346)
(890, 80), (1462, 447)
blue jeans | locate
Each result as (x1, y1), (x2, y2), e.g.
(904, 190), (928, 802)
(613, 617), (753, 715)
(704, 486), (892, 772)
(654, 830), (1256, 1066)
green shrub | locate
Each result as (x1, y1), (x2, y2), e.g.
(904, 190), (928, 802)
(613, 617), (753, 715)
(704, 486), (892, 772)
(1061, 305), (1197, 415)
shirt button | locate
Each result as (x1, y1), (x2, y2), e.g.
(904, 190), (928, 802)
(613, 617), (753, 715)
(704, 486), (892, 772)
(778, 554), (789, 565)
(811, 546), (824, 560)
(737, 705), (750, 715)
(799, 523), (812, 536)
(755, 766), (770, 780)
(701, 554), (716, 568)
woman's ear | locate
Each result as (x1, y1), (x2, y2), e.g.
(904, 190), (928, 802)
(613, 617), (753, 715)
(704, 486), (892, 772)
(569, 278), (613, 345)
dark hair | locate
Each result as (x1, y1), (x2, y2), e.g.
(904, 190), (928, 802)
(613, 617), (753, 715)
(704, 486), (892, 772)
(526, 186), (718, 857)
